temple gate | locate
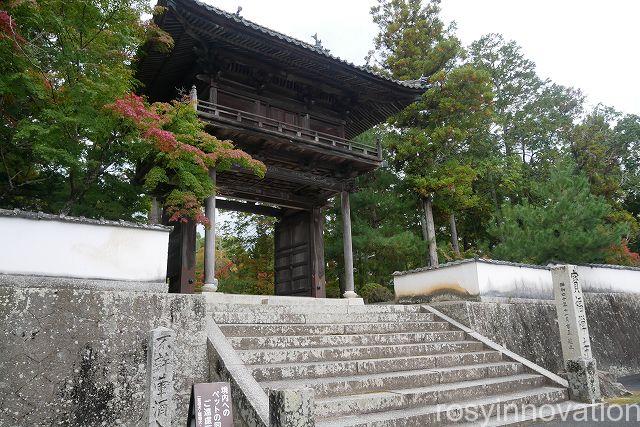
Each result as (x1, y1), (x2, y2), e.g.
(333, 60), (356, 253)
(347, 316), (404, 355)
(137, 0), (425, 297)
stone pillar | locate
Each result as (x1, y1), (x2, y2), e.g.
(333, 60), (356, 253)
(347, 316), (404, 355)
(203, 168), (218, 292)
(551, 265), (601, 403)
(146, 327), (176, 426)
(341, 191), (357, 298)
(269, 387), (315, 427)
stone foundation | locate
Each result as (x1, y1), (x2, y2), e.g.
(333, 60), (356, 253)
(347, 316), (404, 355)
(0, 286), (207, 426)
(431, 293), (640, 378)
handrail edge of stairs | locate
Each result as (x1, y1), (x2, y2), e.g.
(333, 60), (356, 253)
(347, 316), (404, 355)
(206, 318), (270, 426)
(421, 304), (569, 388)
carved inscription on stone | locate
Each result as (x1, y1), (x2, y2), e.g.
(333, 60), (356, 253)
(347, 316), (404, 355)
(146, 326), (176, 427)
(552, 265), (593, 361)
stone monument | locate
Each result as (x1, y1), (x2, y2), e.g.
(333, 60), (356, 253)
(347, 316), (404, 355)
(551, 264), (601, 403)
(146, 326), (177, 426)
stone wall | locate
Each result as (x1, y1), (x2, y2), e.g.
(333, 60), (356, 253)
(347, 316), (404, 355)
(432, 293), (640, 378)
(0, 286), (208, 426)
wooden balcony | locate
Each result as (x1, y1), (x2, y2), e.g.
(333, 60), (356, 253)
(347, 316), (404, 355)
(196, 99), (382, 161)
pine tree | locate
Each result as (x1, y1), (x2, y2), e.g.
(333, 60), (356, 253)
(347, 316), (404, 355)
(491, 161), (627, 264)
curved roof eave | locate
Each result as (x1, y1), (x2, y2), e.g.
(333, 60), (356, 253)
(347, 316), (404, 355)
(168, 0), (428, 93)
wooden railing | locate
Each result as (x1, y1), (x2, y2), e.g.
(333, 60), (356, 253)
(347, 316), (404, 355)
(196, 99), (380, 159)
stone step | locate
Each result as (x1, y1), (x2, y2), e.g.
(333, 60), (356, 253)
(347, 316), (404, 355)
(218, 321), (452, 337)
(316, 386), (570, 426)
(456, 400), (595, 426)
(248, 350), (503, 382)
(208, 302), (423, 315)
(314, 373), (546, 419)
(211, 311), (435, 324)
(237, 340), (485, 364)
(228, 330), (466, 350)
(260, 362), (525, 398)
(343, 304), (424, 313)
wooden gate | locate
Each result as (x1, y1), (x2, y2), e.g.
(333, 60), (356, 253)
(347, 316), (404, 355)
(274, 211), (312, 296)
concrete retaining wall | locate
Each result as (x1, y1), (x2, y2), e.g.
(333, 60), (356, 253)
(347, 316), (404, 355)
(394, 258), (640, 302)
(0, 286), (208, 426)
(432, 293), (640, 378)
(0, 209), (171, 282)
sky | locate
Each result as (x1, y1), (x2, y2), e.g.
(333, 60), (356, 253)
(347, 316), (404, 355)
(205, 0), (640, 116)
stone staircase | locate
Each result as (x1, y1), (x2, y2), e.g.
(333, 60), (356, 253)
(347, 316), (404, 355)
(209, 300), (587, 425)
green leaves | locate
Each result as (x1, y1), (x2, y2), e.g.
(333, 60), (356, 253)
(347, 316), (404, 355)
(370, 0), (460, 79)
(0, 1), (264, 224)
(0, 0), (151, 218)
(491, 161), (627, 264)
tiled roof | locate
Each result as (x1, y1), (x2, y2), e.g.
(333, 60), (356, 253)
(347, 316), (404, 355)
(0, 208), (172, 232)
(393, 257), (640, 276)
(189, 0), (427, 90)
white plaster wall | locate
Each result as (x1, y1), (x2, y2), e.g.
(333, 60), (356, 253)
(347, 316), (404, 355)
(395, 260), (640, 301)
(477, 262), (553, 299)
(0, 216), (169, 282)
(393, 261), (480, 299)
(578, 265), (640, 294)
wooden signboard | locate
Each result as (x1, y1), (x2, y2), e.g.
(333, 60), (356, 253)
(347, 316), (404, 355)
(187, 382), (233, 427)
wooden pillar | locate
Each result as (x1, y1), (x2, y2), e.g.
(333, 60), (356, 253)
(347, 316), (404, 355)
(165, 217), (196, 294)
(310, 207), (326, 298)
(203, 169), (218, 292)
(208, 82), (218, 104)
(341, 191), (358, 298)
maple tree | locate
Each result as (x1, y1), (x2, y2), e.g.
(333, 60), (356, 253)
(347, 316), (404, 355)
(0, 1), (263, 223)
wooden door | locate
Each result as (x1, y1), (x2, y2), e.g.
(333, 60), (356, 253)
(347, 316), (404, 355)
(274, 211), (312, 296)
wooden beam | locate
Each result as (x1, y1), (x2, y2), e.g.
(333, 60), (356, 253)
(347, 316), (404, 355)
(215, 198), (283, 217)
(215, 185), (320, 210)
(261, 164), (350, 192)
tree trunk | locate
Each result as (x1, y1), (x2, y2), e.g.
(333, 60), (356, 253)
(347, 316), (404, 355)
(148, 197), (162, 224)
(449, 212), (460, 256)
(422, 196), (439, 268)
(420, 206), (429, 242)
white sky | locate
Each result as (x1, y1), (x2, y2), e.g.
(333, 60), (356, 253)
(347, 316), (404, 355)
(205, 0), (640, 116)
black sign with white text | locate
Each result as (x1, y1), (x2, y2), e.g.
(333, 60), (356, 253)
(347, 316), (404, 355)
(187, 382), (233, 427)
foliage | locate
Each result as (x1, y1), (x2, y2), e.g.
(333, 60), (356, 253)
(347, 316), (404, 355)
(368, 0), (459, 79)
(324, 131), (427, 291)
(0, 1), (264, 223)
(107, 94), (264, 223)
(358, 283), (394, 304)
(391, 65), (494, 202)
(1, 0), (152, 218)
(490, 161), (628, 264)
(215, 212), (276, 295)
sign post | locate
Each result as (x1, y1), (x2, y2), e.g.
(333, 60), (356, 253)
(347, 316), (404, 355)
(551, 265), (601, 403)
(187, 382), (234, 427)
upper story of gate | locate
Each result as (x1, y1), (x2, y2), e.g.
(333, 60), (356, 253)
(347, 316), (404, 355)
(137, 0), (426, 183)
